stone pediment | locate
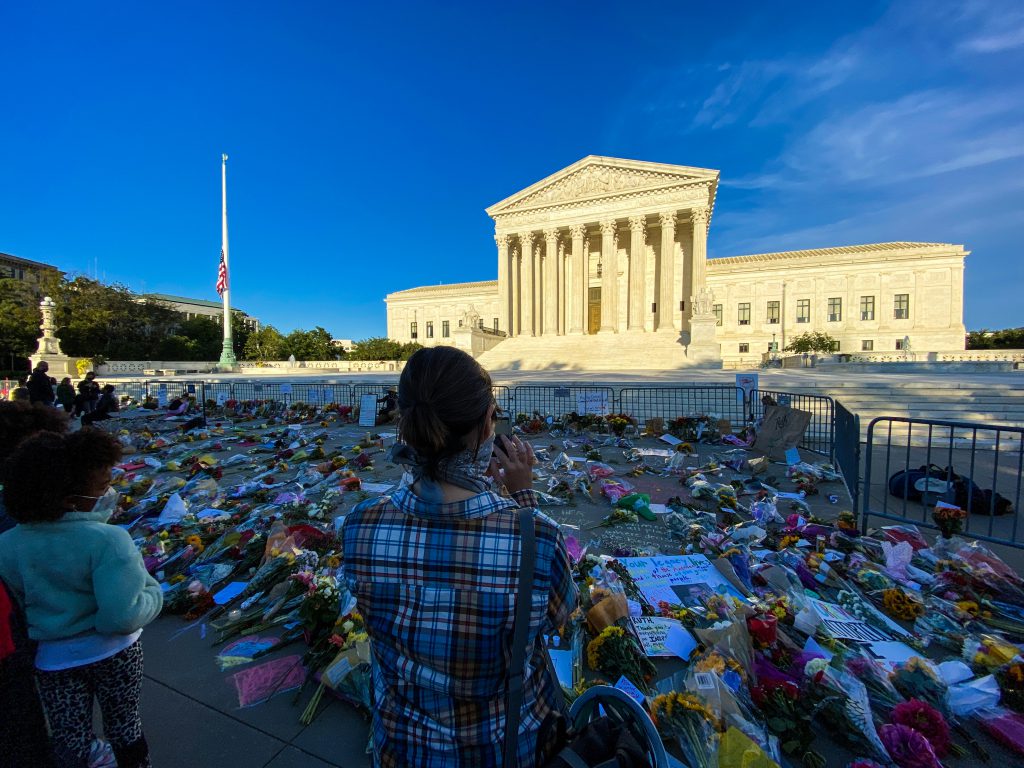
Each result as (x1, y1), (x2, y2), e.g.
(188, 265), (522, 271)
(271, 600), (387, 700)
(486, 156), (719, 217)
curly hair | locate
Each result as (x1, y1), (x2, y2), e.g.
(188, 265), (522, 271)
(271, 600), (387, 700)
(0, 401), (69, 472)
(3, 428), (123, 523)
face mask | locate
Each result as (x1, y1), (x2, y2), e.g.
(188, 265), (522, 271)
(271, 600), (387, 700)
(472, 434), (496, 475)
(78, 486), (120, 517)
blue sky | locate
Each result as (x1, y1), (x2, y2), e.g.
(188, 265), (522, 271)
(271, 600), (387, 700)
(1, 1), (1021, 336)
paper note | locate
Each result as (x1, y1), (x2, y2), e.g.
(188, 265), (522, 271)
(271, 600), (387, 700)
(548, 648), (574, 689)
(359, 482), (395, 493)
(631, 616), (685, 657)
(664, 623), (699, 661)
(806, 598), (890, 642)
(867, 641), (919, 668)
(213, 581), (247, 605)
(576, 392), (609, 416)
(648, 503), (669, 514)
(784, 447), (801, 465)
(358, 394), (378, 427)
(614, 675), (646, 704)
(658, 434), (683, 446)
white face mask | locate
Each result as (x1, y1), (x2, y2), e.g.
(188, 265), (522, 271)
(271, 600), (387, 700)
(78, 486), (120, 517)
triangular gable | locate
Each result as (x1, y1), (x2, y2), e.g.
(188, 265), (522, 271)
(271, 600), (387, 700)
(486, 156), (719, 216)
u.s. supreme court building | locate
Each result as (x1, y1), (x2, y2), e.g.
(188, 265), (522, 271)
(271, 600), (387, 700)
(385, 156), (967, 370)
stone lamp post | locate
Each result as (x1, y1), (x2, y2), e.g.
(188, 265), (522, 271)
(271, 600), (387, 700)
(30, 296), (75, 377)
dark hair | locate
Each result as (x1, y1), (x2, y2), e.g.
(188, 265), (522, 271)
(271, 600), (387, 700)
(397, 347), (493, 475)
(3, 428), (123, 523)
(0, 401), (69, 473)
(102, 385), (115, 394)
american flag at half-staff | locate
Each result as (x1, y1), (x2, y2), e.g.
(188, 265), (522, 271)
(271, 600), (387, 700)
(216, 249), (228, 296)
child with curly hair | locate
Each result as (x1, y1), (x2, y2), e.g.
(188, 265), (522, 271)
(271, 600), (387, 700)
(0, 428), (163, 768)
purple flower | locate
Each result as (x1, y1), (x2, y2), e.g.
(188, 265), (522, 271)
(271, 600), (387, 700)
(879, 723), (941, 768)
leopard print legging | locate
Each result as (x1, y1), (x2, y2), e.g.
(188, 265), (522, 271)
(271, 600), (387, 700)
(35, 640), (151, 768)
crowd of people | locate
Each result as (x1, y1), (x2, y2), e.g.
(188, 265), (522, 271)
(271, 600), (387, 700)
(5, 364), (121, 426)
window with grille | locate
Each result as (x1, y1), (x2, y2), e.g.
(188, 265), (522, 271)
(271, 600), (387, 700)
(442, 320), (450, 338)
(713, 304), (722, 326)
(894, 294), (909, 319)
(739, 343), (749, 353)
(860, 295), (875, 321)
(827, 297), (842, 322)
(766, 301), (780, 324)
(862, 340), (873, 351)
(797, 299), (810, 323)
(426, 322), (433, 338)
(738, 303), (751, 325)
(410, 322), (418, 340)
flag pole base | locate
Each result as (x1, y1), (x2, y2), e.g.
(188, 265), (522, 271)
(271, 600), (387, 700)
(218, 338), (237, 372)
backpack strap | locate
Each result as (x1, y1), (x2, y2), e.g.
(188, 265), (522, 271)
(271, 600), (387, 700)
(504, 506), (537, 767)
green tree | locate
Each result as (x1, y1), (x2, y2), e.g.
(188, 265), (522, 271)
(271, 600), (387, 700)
(0, 279), (42, 369)
(399, 341), (423, 360)
(784, 331), (838, 354)
(243, 325), (288, 361)
(175, 315), (223, 360)
(283, 326), (335, 361)
(967, 327), (1024, 349)
(349, 337), (403, 360)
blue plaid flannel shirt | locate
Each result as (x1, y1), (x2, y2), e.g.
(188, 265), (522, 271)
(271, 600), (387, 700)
(341, 485), (578, 768)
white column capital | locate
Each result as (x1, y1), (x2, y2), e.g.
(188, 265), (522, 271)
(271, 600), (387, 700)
(628, 215), (647, 234)
(542, 228), (559, 251)
(494, 233), (511, 248)
(658, 210), (677, 229)
(599, 218), (617, 237)
(690, 206), (710, 228)
(519, 231), (535, 246)
(569, 223), (587, 239)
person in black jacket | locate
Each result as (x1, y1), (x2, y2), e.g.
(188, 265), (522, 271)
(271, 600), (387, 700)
(27, 362), (54, 406)
(74, 371), (100, 416)
(81, 385), (120, 426)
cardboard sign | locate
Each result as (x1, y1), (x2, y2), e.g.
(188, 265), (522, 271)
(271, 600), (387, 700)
(216, 393), (227, 407)
(157, 384), (168, 408)
(358, 394), (378, 427)
(752, 405), (812, 461)
(576, 391), (609, 416)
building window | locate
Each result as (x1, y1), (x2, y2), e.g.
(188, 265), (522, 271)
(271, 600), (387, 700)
(713, 304), (722, 326)
(862, 340), (874, 351)
(860, 295), (875, 321)
(739, 343), (749, 353)
(442, 320), (450, 338)
(426, 321), (434, 339)
(797, 299), (810, 323)
(477, 319), (484, 330)
(410, 321), (418, 340)
(827, 297), (842, 322)
(766, 300), (780, 324)
(493, 317), (499, 331)
(651, 302), (657, 313)
(738, 303), (751, 326)
(895, 338), (907, 350)
(894, 294), (910, 319)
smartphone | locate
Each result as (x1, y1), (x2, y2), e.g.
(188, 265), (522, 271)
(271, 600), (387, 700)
(494, 416), (512, 437)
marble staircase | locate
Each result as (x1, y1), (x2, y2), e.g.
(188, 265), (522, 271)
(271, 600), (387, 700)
(474, 331), (715, 371)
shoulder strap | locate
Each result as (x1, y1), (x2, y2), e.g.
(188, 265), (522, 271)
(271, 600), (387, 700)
(504, 506), (537, 767)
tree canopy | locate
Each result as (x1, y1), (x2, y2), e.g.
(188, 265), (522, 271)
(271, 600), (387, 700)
(348, 337), (422, 361)
(783, 331), (838, 354)
(967, 328), (1024, 349)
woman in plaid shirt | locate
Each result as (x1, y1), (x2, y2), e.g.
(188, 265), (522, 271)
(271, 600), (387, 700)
(342, 347), (578, 767)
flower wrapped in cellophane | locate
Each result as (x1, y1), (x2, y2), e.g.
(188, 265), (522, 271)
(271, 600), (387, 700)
(650, 691), (720, 768)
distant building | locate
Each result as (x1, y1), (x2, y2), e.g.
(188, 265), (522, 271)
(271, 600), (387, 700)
(142, 293), (260, 330)
(332, 339), (354, 353)
(0, 251), (62, 284)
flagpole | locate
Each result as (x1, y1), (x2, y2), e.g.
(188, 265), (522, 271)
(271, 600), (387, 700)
(218, 153), (237, 369)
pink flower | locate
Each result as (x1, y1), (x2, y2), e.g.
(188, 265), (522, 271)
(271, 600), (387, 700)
(891, 698), (952, 757)
(879, 723), (942, 768)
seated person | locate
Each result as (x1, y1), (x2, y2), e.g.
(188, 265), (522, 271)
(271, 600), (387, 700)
(167, 392), (191, 416)
(81, 385), (120, 425)
(376, 386), (398, 424)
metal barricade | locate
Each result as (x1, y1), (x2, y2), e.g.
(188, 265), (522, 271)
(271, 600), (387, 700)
(834, 399), (861, 511)
(862, 416), (1024, 549)
(511, 385), (617, 419)
(492, 385), (513, 416)
(752, 389), (835, 458)
(617, 386), (745, 426)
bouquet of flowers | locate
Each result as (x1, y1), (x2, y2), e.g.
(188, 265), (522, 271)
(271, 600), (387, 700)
(932, 503), (967, 539)
(751, 679), (824, 766)
(651, 691), (721, 768)
(997, 661), (1024, 712)
(585, 625), (656, 692)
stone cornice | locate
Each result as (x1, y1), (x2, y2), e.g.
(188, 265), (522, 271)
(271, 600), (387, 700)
(386, 280), (498, 301)
(707, 242), (968, 273)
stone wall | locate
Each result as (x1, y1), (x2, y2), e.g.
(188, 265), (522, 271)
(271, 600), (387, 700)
(98, 360), (406, 375)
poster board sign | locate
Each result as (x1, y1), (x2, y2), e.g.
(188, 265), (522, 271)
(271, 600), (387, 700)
(798, 598), (891, 642)
(735, 373), (758, 406)
(617, 554), (746, 609)
(280, 383), (293, 395)
(576, 391), (609, 416)
(752, 405), (812, 461)
(358, 394), (378, 427)
(630, 616), (696, 658)
(216, 393), (227, 407)
(157, 384), (169, 408)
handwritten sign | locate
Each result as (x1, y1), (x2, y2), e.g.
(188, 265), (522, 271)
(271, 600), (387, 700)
(631, 616), (695, 658)
(576, 391), (609, 416)
(617, 554), (745, 608)
(358, 394), (378, 427)
(735, 373), (758, 405)
(157, 384), (168, 408)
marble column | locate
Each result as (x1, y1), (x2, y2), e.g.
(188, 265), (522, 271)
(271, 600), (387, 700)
(543, 229), (559, 336)
(657, 211), (676, 331)
(569, 224), (586, 334)
(690, 206), (710, 311)
(495, 234), (511, 336)
(520, 232), (535, 336)
(599, 218), (618, 332)
(627, 215), (646, 331)
(557, 240), (565, 335)
(510, 243), (520, 336)
(534, 237), (543, 336)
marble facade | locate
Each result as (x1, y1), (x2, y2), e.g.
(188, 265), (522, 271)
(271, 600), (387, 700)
(385, 157), (968, 369)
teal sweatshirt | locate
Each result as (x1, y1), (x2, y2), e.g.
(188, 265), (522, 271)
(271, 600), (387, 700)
(0, 506), (163, 640)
